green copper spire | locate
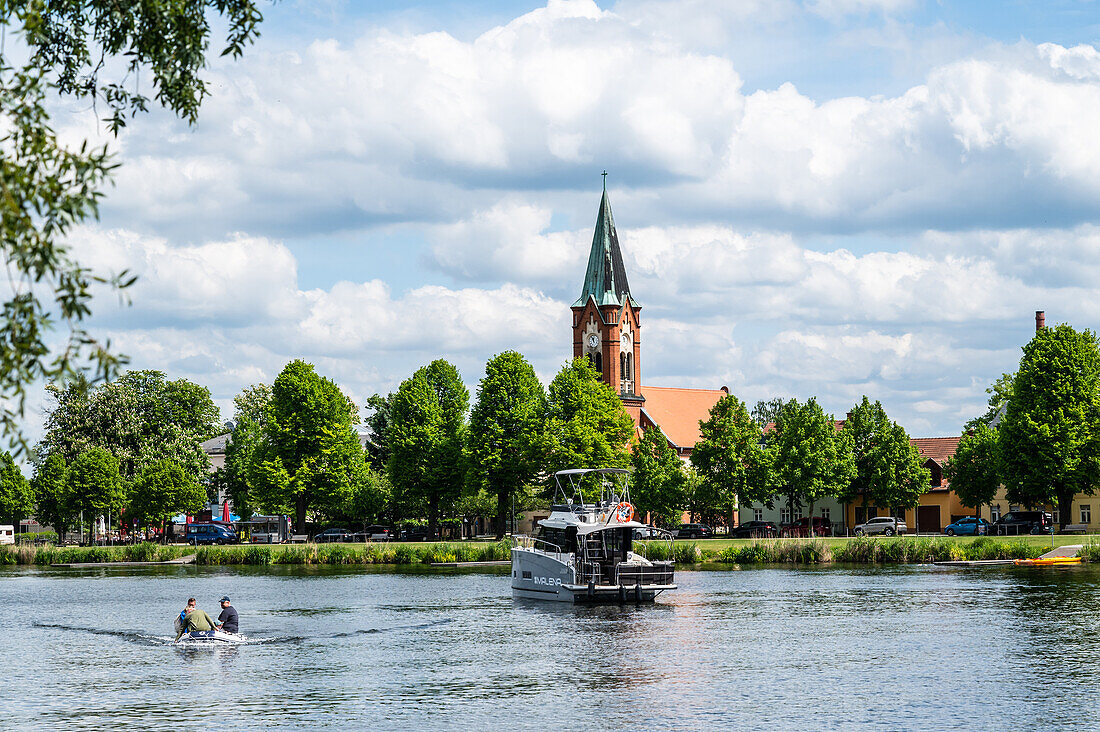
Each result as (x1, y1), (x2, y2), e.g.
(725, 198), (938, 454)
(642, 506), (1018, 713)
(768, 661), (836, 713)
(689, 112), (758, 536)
(573, 178), (636, 309)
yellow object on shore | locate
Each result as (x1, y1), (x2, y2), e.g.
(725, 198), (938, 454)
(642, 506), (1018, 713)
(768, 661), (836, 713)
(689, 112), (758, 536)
(1014, 556), (1083, 566)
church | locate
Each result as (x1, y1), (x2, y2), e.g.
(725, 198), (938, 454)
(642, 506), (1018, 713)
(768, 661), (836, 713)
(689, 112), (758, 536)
(571, 183), (729, 458)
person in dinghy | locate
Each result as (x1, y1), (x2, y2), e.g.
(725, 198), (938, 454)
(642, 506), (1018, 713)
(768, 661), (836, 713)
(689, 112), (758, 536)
(174, 598), (222, 641)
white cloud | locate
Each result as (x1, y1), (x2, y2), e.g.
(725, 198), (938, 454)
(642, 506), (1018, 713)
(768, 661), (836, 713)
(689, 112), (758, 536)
(21, 2), (1100, 441)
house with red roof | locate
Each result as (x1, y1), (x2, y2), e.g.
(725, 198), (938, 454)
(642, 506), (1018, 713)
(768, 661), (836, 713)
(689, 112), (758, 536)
(844, 435), (975, 534)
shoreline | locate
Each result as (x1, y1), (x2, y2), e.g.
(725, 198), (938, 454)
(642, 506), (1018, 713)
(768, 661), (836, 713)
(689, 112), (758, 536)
(3, 536), (1091, 568)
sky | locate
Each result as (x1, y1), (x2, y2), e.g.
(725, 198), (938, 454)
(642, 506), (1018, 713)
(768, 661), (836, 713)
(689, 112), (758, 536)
(29, 0), (1100, 440)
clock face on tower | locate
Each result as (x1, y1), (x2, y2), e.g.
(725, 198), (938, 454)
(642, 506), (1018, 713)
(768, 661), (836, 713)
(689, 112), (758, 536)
(587, 334), (600, 349)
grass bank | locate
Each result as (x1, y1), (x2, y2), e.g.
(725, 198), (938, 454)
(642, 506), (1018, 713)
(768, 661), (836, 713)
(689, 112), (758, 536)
(639, 536), (1050, 564)
(0, 540), (512, 566)
(194, 540), (511, 565)
(1, 535), (1075, 567)
(0, 543), (193, 566)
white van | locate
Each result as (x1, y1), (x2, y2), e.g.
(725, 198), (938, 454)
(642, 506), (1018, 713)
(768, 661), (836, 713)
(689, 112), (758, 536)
(0, 525), (14, 545)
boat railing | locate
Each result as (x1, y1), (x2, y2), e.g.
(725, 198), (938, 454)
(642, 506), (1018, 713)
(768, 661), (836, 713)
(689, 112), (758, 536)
(512, 535), (570, 560)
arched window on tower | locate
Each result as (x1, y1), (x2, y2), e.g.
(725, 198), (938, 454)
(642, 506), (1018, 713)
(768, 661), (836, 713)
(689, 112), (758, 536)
(590, 351), (602, 375)
(620, 352), (634, 394)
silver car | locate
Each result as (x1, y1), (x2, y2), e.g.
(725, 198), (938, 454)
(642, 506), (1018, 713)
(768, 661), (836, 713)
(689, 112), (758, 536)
(853, 516), (907, 536)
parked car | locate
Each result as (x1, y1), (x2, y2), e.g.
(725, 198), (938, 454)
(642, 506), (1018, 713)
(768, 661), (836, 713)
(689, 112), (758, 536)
(400, 527), (433, 541)
(632, 526), (670, 540)
(785, 517), (831, 537)
(853, 516), (907, 536)
(991, 511), (1053, 535)
(314, 527), (352, 543)
(185, 523), (238, 545)
(732, 521), (778, 538)
(361, 525), (395, 542)
(676, 523), (713, 539)
(943, 517), (991, 536)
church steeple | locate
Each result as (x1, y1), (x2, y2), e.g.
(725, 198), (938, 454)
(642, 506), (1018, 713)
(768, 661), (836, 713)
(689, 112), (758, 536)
(572, 179), (637, 309)
(570, 175), (644, 409)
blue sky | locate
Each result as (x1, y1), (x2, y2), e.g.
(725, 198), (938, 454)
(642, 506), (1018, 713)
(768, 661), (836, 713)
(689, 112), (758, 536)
(35, 0), (1100, 439)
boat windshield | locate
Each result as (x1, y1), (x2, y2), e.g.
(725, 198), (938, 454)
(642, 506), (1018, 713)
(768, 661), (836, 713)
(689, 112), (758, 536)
(534, 525), (574, 554)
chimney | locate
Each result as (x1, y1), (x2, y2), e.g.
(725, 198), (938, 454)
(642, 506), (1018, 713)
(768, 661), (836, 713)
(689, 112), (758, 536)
(1035, 310), (1045, 331)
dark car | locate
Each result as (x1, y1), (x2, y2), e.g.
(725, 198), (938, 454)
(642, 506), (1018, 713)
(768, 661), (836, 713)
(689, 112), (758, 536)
(992, 511), (1053, 535)
(365, 525), (394, 541)
(732, 521), (778, 538)
(676, 523), (713, 539)
(185, 523), (238, 546)
(314, 527), (352, 543)
(400, 527), (433, 542)
(350, 525), (395, 542)
(784, 517), (831, 537)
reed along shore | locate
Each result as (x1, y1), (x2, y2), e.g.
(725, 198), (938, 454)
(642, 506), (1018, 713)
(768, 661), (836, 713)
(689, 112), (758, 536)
(2, 536), (1079, 566)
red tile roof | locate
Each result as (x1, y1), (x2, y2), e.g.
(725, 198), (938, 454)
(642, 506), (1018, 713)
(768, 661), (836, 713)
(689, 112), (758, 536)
(910, 436), (961, 465)
(638, 385), (728, 448)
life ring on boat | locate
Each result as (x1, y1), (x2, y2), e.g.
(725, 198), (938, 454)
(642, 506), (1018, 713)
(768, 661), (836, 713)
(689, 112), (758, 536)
(614, 502), (635, 523)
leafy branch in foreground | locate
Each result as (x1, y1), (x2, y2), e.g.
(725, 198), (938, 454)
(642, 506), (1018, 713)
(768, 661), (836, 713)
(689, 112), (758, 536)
(0, 1), (263, 452)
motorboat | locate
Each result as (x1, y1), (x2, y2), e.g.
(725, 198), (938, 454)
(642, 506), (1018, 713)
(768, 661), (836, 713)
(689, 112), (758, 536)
(176, 628), (240, 643)
(174, 614), (240, 643)
(511, 468), (676, 603)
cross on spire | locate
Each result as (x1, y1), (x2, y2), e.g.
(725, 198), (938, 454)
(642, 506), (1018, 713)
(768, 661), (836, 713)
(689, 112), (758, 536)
(602, 170), (607, 190)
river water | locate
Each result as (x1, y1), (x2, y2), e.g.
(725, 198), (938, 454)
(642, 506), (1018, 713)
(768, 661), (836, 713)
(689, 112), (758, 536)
(4, 562), (1100, 730)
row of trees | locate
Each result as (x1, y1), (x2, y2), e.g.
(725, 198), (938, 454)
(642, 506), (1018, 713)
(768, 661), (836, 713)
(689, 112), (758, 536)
(632, 395), (930, 527)
(947, 323), (1100, 530)
(8, 353), (935, 541)
(221, 354), (634, 538)
(9, 371), (226, 539)
(30, 323), (1090, 540)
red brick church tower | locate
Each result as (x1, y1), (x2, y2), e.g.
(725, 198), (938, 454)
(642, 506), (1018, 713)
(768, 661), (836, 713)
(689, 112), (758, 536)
(570, 177), (729, 458)
(571, 178), (646, 423)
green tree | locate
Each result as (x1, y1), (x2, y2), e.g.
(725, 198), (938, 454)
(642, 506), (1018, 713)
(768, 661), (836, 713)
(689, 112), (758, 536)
(966, 372), (1015, 430)
(543, 358), (634, 480)
(388, 360), (469, 538)
(945, 424), (1001, 524)
(467, 351), (547, 538)
(0, 452), (33, 524)
(221, 383), (272, 520)
(751, 397), (788, 430)
(128, 459), (206, 538)
(66, 447), (124, 538)
(844, 396), (929, 514)
(364, 392), (395, 470)
(769, 399), (856, 530)
(347, 468), (392, 527)
(39, 370), (220, 483)
(251, 361), (367, 532)
(691, 395), (773, 526)
(631, 428), (687, 527)
(0, 2), (262, 451)
(32, 453), (71, 540)
(999, 324), (1100, 529)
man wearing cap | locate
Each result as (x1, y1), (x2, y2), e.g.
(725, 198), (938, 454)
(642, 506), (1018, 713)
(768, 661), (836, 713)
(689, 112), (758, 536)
(216, 596), (239, 635)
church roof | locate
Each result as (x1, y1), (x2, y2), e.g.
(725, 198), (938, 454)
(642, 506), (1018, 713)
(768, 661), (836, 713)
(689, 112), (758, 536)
(639, 385), (728, 448)
(573, 184), (639, 309)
